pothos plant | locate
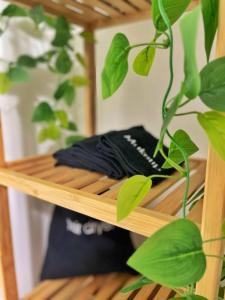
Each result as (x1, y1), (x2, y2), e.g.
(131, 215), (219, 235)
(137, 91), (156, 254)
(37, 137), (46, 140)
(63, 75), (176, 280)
(102, 0), (225, 299)
(0, 3), (92, 146)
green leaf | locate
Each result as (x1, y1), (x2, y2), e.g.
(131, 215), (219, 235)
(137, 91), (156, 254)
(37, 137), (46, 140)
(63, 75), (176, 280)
(133, 46), (156, 77)
(32, 102), (55, 122)
(102, 33), (130, 99)
(0, 73), (11, 94)
(52, 16), (71, 47)
(202, 0), (219, 61)
(2, 4), (27, 17)
(180, 7), (201, 99)
(121, 277), (153, 293)
(44, 15), (57, 28)
(80, 30), (96, 43)
(54, 80), (69, 100)
(197, 111), (225, 161)
(56, 49), (72, 74)
(117, 175), (152, 221)
(200, 57), (225, 112)
(170, 296), (207, 300)
(55, 110), (68, 128)
(65, 135), (85, 146)
(29, 5), (44, 25)
(76, 52), (86, 67)
(71, 76), (89, 86)
(162, 130), (199, 169)
(54, 80), (75, 106)
(66, 121), (77, 131)
(38, 123), (61, 143)
(7, 67), (29, 83)
(152, 0), (191, 32)
(128, 219), (206, 288)
(18, 55), (37, 68)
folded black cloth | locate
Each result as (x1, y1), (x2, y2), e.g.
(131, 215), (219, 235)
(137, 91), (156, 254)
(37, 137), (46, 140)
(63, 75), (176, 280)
(41, 207), (135, 279)
(54, 126), (173, 181)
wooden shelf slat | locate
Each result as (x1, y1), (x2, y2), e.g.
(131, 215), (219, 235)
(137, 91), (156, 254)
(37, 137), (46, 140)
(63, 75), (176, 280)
(0, 166), (176, 237)
(0, 155), (205, 237)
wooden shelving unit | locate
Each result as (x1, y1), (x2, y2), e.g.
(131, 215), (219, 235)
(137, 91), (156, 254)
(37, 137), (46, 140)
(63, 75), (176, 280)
(0, 0), (224, 299)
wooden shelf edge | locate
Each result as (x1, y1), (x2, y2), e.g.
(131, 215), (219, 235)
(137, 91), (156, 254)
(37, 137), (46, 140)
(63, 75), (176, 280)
(0, 167), (176, 237)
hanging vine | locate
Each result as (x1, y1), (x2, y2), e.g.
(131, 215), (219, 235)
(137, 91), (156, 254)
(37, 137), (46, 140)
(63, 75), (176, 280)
(102, 0), (225, 299)
(0, 3), (92, 146)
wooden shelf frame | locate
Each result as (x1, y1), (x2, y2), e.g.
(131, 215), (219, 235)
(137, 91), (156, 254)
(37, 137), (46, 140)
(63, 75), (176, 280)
(8, 0), (200, 29)
(0, 0), (224, 299)
(0, 156), (205, 237)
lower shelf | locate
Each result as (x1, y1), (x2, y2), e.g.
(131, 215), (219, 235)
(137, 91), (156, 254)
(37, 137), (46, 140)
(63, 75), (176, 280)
(23, 273), (179, 300)
(0, 154), (206, 236)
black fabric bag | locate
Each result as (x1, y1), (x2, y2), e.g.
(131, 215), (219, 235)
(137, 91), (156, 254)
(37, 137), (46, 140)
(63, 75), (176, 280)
(41, 206), (135, 279)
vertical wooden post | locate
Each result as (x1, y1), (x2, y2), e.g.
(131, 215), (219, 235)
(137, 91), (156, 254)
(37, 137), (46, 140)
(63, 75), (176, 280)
(196, 0), (225, 297)
(84, 28), (96, 136)
(0, 116), (18, 300)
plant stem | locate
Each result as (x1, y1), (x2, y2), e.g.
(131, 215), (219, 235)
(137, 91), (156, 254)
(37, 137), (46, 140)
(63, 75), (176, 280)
(203, 236), (225, 244)
(175, 111), (199, 117)
(158, 0), (174, 119)
(167, 130), (190, 218)
(149, 174), (181, 180)
(178, 98), (192, 108)
(160, 148), (185, 174)
(130, 41), (169, 50)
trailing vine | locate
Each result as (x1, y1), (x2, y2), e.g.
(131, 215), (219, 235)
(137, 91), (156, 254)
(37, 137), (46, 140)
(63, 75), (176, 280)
(101, 0), (225, 298)
(0, 4), (92, 146)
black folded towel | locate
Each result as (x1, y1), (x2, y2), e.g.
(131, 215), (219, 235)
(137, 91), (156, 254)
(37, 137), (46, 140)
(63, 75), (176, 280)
(54, 126), (174, 181)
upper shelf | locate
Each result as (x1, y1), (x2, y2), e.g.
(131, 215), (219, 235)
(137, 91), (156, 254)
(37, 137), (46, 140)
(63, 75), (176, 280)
(9, 0), (200, 29)
(0, 154), (205, 237)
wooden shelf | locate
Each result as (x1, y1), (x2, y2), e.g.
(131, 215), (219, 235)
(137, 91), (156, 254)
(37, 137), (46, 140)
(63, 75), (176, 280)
(8, 0), (200, 29)
(0, 154), (206, 237)
(23, 272), (182, 299)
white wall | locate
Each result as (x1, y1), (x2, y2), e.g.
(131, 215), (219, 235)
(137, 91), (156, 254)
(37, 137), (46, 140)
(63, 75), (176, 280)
(0, 7), (211, 298)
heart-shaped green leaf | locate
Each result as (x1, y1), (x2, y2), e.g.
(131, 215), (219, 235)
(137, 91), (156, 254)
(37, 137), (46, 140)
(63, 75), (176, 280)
(200, 57), (225, 112)
(102, 33), (130, 99)
(202, 0), (219, 61)
(170, 296), (207, 300)
(52, 16), (71, 47)
(152, 0), (191, 32)
(180, 7), (201, 99)
(197, 111), (225, 161)
(2, 4), (27, 17)
(127, 219), (206, 288)
(56, 49), (72, 74)
(0, 73), (11, 94)
(133, 46), (156, 76)
(162, 130), (198, 169)
(29, 5), (44, 25)
(32, 102), (55, 123)
(18, 55), (37, 68)
(7, 67), (29, 83)
(117, 175), (152, 221)
(121, 277), (153, 293)
(38, 123), (61, 143)
(55, 110), (68, 128)
(54, 80), (76, 106)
